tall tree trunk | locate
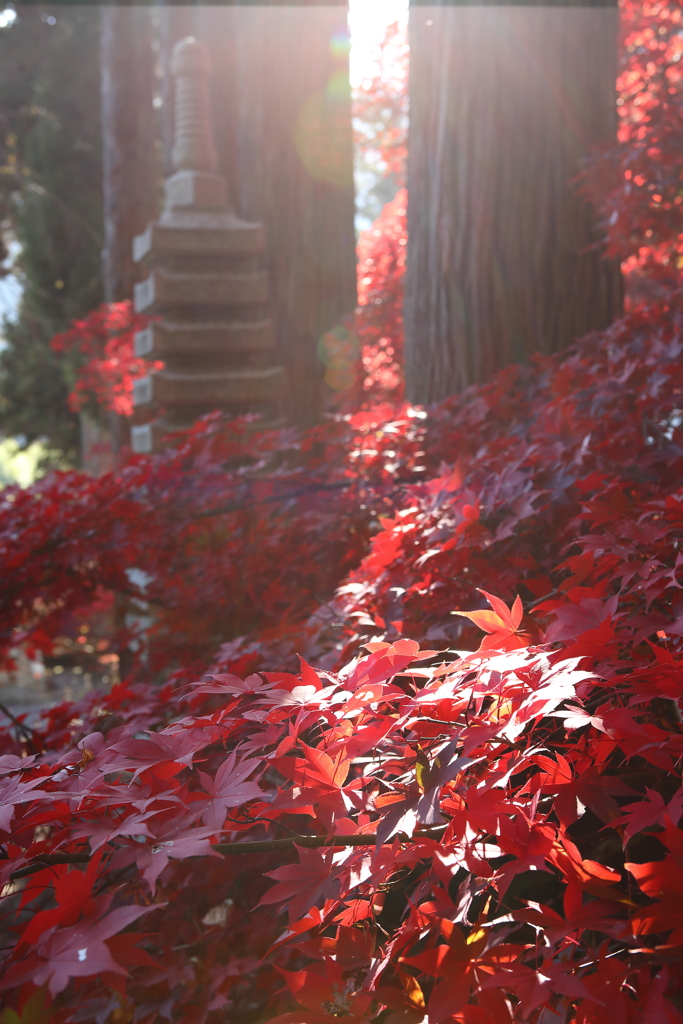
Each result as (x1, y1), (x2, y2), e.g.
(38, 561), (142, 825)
(99, 3), (157, 460)
(196, 5), (357, 426)
(405, 5), (623, 404)
(100, 4), (157, 304)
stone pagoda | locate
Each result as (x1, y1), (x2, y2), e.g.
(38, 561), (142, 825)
(130, 36), (285, 453)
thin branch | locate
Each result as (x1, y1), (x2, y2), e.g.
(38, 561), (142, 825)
(213, 827), (446, 855)
(525, 589), (562, 612)
(9, 828), (447, 880)
(0, 703), (37, 753)
(10, 852), (90, 881)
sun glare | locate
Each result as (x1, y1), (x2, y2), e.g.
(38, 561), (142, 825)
(348, 0), (408, 89)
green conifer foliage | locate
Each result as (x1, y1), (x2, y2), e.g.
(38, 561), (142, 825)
(0, 5), (103, 464)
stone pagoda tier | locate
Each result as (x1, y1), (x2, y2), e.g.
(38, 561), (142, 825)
(130, 36), (285, 454)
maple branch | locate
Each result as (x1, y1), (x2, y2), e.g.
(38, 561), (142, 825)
(9, 828), (448, 881)
(213, 827), (446, 855)
(0, 702), (37, 753)
(525, 588), (562, 612)
(10, 852), (90, 881)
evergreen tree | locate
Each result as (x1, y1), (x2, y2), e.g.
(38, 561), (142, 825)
(0, 5), (103, 464)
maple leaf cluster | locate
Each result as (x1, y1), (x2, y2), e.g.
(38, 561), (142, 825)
(50, 302), (161, 418)
(0, 578), (682, 1021)
(2, 286), (683, 1019)
(0, 406), (429, 676)
(353, 20), (407, 403)
(352, 20), (408, 188)
(356, 188), (406, 403)
(584, 0), (683, 301)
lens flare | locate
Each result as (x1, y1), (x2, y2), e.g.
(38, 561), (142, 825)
(293, 82), (352, 187)
(318, 326), (360, 391)
(330, 29), (351, 60)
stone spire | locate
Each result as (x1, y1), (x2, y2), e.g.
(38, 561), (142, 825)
(170, 37), (218, 174)
(162, 37), (227, 217)
(130, 37), (285, 453)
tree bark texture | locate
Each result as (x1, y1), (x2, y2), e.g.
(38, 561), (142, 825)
(405, 6), (623, 404)
(100, 4), (158, 304)
(194, 5), (357, 426)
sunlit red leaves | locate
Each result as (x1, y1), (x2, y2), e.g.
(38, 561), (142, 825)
(0, 403), (423, 674)
(0, 590), (682, 1020)
(626, 817), (683, 946)
(0, 773), (52, 832)
(583, 0), (683, 285)
(278, 959), (374, 1022)
(479, 956), (592, 1020)
(354, 21), (407, 403)
(401, 921), (490, 1021)
(356, 190), (407, 402)
(629, 863), (683, 942)
(521, 754), (632, 828)
(103, 731), (198, 781)
(50, 301), (159, 417)
(615, 786), (683, 841)
(345, 638), (435, 690)
(453, 590), (530, 652)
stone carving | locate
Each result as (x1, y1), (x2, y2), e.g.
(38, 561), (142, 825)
(131, 36), (285, 453)
(170, 36), (218, 175)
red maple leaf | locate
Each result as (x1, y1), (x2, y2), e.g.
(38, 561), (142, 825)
(259, 845), (341, 923)
(198, 750), (263, 828)
(1, 899), (154, 995)
(626, 818), (683, 944)
(453, 590), (530, 652)
(614, 786), (683, 841)
(18, 851), (105, 947)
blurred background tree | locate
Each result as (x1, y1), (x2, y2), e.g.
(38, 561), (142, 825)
(0, 5), (103, 465)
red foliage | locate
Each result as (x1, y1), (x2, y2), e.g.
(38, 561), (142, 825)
(50, 302), (160, 417)
(586, 0), (683, 299)
(50, 214), (407, 412)
(2, 289), (683, 1019)
(4, 7), (683, 1021)
(356, 189), (406, 402)
(352, 20), (408, 402)
(352, 20), (408, 187)
(311, 293), (683, 664)
(0, 407), (426, 675)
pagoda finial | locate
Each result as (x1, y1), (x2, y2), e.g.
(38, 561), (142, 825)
(162, 36), (226, 214)
(171, 37), (218, 174)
